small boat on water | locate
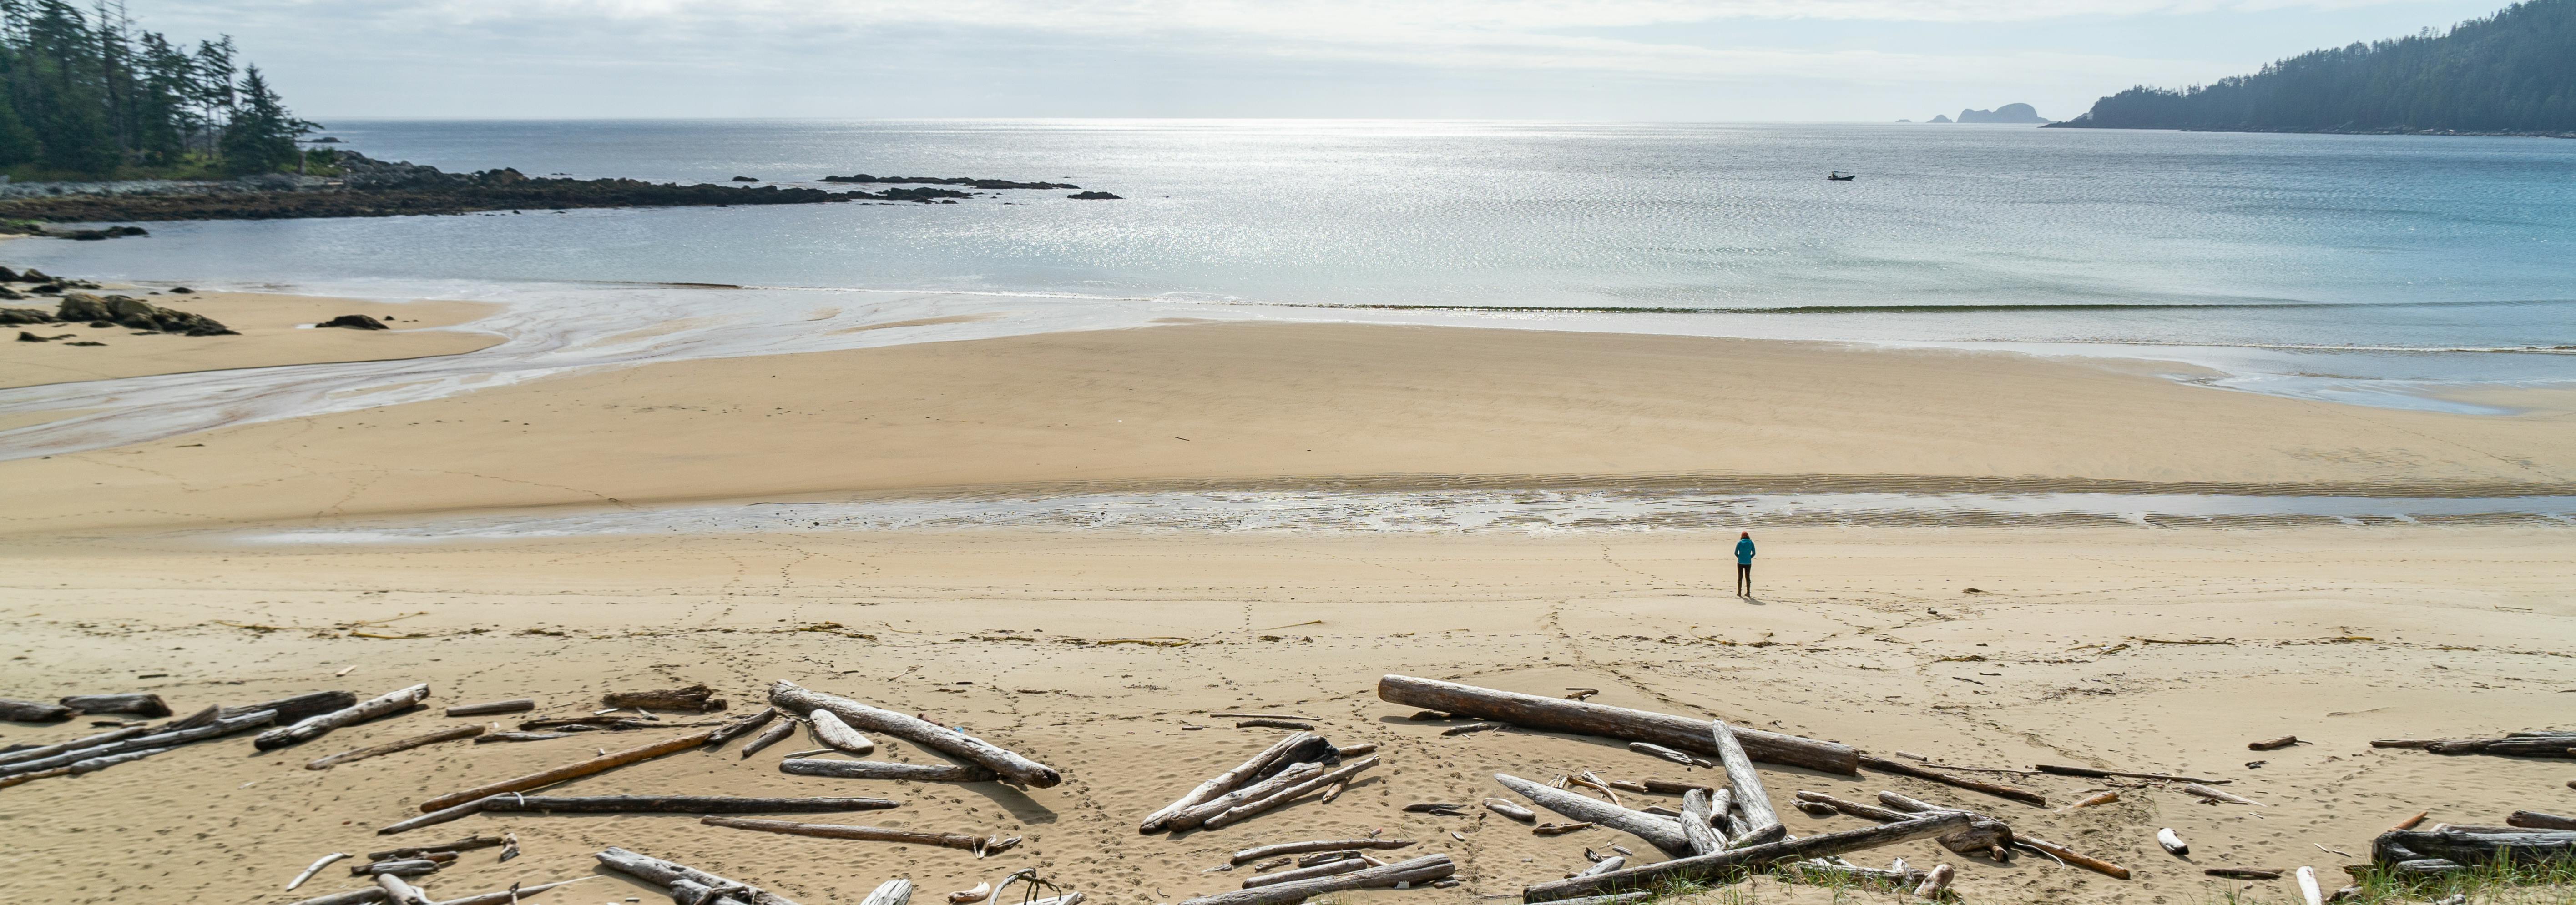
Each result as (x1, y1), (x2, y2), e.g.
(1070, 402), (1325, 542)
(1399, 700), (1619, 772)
(1827, 171), (1856, 181)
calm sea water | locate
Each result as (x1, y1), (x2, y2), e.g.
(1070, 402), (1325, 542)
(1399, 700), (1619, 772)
(4, 120), (2573, 462)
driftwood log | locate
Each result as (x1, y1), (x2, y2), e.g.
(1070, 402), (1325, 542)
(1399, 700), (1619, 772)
(742, 718), (799, 758)
(2205, 868), (2284, 880)
(1487, 798), (1538, 822)
(604, 683), (727, 713)
(59, 693), (172, 718)
(807, 710), (877, 755)
(1378, 675), (1857, 774)
(1232, 839), (1417, 864)
(2033, 764), (2228, 784)
(281, 878), (591, 905)
(1178, 854), (1454, 905)
(70, 745), (177, 774)
(476, 794), (898, 814)
(1522, 813), (1972, 901)
(1170, 763), (1326, 831)
(1874, 790), (2128, 878)
(1711, 721), (1785, 843)
(707, 707), (782, 748)
(2374, 828), (2576, 866)
(2509, 811), (2576, 831)
(597, 846), (799, 905)
(1607, 778), (1720, 796)
(2248, 735), (2300, 751)
(369, 834), (506, 859)
(1496, 773), (1693, 857)
(0, 699), (74, 722)
(227, 691), (357, 723)
(1679, 788), (1726, 854)
(442, 699), (534, 717)
(1143, 733), (1336, 833)
(1860, 754), (2048, 807)
(772, 681), (1061, 787)
(782, 758), (997, 782)
(308, 724), (488, 769)
(0, 724), (152, 766)
(1204, 755), (1380, 830)
(0, 709), (274, 778)
(1243, 858), (1369, 888)
(256, 684), (430, 751)
(475, 731), (572, 743)
(1631, 742), (1715, 768)
(415, 728), (717, 811)
(704, 816), (1004, 851)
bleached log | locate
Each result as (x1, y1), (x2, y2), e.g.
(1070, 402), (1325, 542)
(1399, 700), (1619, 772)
(741, 718), (798, 758)
(0, 709), (275, 777)
(1711, 721), (1784, 843)
(1178, 854), (1454, 905)
(443, 699), (534, 718)
(703, 816), (1000, 851)
(2374, 828), (2576, 866)
(772, 681), (1060, 787)
(1486, 798), (1538, 822)
(282, 877), (591, 905)
(415, 728), (717, 811)
(288, 852), (351, 891)
(1631, 743), (1715, 768)
(477, 794), (896, 814)
(376, 872), (427, 905)
(70, 745), (177, 774)
(1793, 790), (1911, 823)
(0, 724), (152, 766)
(596, 846), (801, 905)
(1377, 675), (1858, 774)
(309, 724), (487, 769)
(1231, 839), (1417, 864)
(59, 693), (172, 718)
(1521, 813), (1971, 901)
(1912, 864), (1954, 899)
(781, 759), (995, 782)
(1496, 773), (1693, 857)
(859, 879), (914, 905)
(2033, 764), (2227, 784)
(369, 835), (505, 860)
(1680, 789), (1725, 855)
(1861, 754), (2047, 807)
(1203, 756), (1380, 830)
(256, 684), (430, 751)
(707, 707), (782, 748)
(1242, 858), (1368, 888)
(1142, 732), (1333, 833)
(227, 691), (357, 723)
(2181, 784), (2263, 807)
(1170, 762), (1327, 831)
(0, 698), (74, 722)
(474, 731), (571, 743)
(352, 858), (443, 877)
(806, 710), (877, 756)
(1573, 857), (1627, 877)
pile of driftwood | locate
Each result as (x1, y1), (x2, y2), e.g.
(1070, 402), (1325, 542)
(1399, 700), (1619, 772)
(1139, 732), (1379, 834)
(0, 689), (368, 788)
(2374, 812), (2576, 873)
(2375, 731), (2576, 759)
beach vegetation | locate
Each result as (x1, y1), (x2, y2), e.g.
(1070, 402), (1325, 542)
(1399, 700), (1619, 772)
(0, 0), (313, 180)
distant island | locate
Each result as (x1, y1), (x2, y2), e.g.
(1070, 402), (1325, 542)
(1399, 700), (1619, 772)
(1903, 104), (2047, 124)
(2051, 0), (2576, 136)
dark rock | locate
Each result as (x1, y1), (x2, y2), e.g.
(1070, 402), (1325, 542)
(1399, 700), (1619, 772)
(66, 340), (102, 346)
(14, 268), (50, 283)
(17, 330), (73, 342)
(0, 287), (24, 300)
(308, 136), (343, 143)
(730, 176), (759, 182)
(56, 292), (236, 335)
(87, 320), (113, 327)
(167, 287), (193, 294)
(32, 283), (64, 294)
(1067, 191), (1122, 200)
(0, 306), (54, 325)
(317, 314), (389, 330)
(820, 174), (1081, 190)
(0, 266), (18, 281)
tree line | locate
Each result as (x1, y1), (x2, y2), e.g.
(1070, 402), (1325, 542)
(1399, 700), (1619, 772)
(0, 0), (308, 178)
(2057, 0), (2575, 134)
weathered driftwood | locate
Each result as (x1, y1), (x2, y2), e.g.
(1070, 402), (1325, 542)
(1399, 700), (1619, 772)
(2374, 828), (2576, 866)
(1210, 713), (1320, 721)
(375, 873), (426, 905)
(1680, 789), (1726, 855)
(1402, 802), (1467, 814)
(1204, 756), (1381, 830)
(0, 698), (74, 722)
(1793, 790), (1911, 823)
(1631, 743), (1715, 769)
(1875, 791), (2022, 860)
(597, 846), (800, 905)
(1242, 858), (1369, 888)
(2157, 828), (2188, 856)
(521, 715), (657, 731)
(1238, 719), (1316, 731)
(1860, 754), (2047, 807)
(477, 794), (897, 814)
(1528, 893), (1652, 905)
(860, 879), (914, 905)
(742, 718), (799, 758)
(1913, 863), (1955, 899)
(1712, 721), (1785, 843)
(806, 710), (877, 755)
(474, 731), (572, 743)
(1142, 732), (1334, 833)
(1608, 778), (1720, 796)
(288, 852), (351, 891)
(2248, 735), (2300, 751)
(707, 707), (783, 748)
(772, 681), (1062, 787)
(0, 709), (275, 777)
(2510, 811), (2576, 831)
(704, 816), (1001, 851)
(2067, 791), (2119, 810)
(369, 835), (505, 860)
(2296, 866), (2324, 905)
(604, 683), (727, 713)
(283, 877), (592, 905)
(2422, 738), (2576, 758)
(379, 798), (494, 835)
(1441, 722), (1502, 737)
(1781, 863), (1929, 887)
(2205, 868), (2283, 880)
(442, 699), (534, 718)
(59, 693), (172, 718)
(2033, 764), (2228, 784)
(0, 765), (71, 788)
(1231, 839), (1417, 864)
(1572, 857), (1627, 878)
(1335, 743), (1376, 758)
(415, 728), (717, 811)
(2182, 783), (2263, 806)
(280, 888), (388, 905)
(1535, 822), (1596, 836)
(227, 691), (357, 723)
(308, 724), (487, 769)
(1179, 854), (1455, 905)
(0, 724), (152, 766)
(351, 857), (444, 877)
(1298, 851), (1363, 868)
(2393, 810), (2430, 830)
(70, 745), (176, 774)
(1486, 798), (1538, 822)
(1379, 676), (1858, 774)
(1521, 813), (1972, 901)
(256, 684), (430, 751)
(1496, 773), (1694, 857)
(781, 758), (996, 783)
(2015, 834), (2132, 880)
(1170, 762), (1327, 831)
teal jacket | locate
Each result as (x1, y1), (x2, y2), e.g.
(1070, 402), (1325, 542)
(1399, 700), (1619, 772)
(1734, 538), (1755, 565)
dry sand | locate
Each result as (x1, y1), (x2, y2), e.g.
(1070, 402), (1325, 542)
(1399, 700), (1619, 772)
(0, 289), (500, 391)
(2, 318), (2573, 905)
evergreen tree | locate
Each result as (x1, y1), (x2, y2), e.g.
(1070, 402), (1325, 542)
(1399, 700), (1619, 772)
(218, 65), (301, 176)
(0, 4), (306, 176)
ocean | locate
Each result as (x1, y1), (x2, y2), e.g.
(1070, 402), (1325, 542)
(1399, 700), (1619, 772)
(5, 118), (2572, 469)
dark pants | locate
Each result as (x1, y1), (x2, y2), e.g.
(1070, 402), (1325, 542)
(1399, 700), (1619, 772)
(1735, 563), (1751, 594)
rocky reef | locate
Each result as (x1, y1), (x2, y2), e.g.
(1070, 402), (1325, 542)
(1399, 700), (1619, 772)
(4, 290), (233, 336)
(820, 174), (1081, 190)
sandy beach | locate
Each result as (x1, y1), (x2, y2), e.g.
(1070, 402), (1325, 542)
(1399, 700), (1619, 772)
(2, 304), (2573, 905)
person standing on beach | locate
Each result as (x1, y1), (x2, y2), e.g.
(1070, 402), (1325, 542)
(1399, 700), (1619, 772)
(1734, 531), (1756, 596)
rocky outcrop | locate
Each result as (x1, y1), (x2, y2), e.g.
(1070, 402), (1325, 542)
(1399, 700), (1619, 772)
(821, 175), (1081, 190)
(1928, 114), (1954, 123)
(1955, 103), (2046, 123)
(1067, 191), (1122, 200)
(56, 292), (235, 336)
(317, 314), (389, 330)
(0, 306), (54, 325)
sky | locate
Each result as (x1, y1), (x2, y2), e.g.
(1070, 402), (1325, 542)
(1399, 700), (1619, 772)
(132, 0), (2516, 122)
